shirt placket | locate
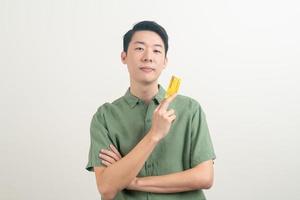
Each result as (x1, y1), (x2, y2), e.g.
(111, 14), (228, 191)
(144, 101), (156, 200)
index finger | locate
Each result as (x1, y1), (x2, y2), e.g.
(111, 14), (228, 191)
(109, 144), (122, 159)
(159, 93), (177, 111)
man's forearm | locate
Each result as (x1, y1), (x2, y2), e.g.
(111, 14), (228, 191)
(99, 131), (159, 196)
(128, 161), (214, 193)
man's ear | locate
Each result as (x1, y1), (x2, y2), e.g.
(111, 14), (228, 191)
(121, 51), (127, 64)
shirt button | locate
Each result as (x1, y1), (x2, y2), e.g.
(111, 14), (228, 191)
(146, 163), (152, 168)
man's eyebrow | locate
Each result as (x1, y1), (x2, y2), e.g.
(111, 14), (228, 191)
(133, 41), (163, 48)
(133, 41), (146, 45)
(154, 44), (163, 48)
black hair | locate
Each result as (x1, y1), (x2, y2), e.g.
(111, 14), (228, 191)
(123, 21), (169, 56)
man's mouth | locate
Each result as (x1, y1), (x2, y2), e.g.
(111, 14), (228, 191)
(140, 67), (154, 73)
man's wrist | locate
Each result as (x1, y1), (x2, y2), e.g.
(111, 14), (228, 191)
(127, 177), (139, 190)
(147, 129), (161, 143)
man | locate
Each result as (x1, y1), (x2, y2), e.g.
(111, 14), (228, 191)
(86, 21), (216, 200)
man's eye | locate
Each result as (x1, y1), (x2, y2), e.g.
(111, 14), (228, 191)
(135, 47), (144, 51)
(154, 50), (161, 53)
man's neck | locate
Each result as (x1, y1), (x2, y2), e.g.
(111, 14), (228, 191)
(130, 81), (159, 105)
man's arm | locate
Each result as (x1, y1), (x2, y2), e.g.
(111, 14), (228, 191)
(101, 145), (214, 194)
(94, 94), (177, 200)
(94, 134), (159, 200)
(127, 160), (214, 193)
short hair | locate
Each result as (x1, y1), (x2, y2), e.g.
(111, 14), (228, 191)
(123, 21), (169, 56)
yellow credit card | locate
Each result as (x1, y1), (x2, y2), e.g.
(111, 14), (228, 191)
(165, 75), (181, 98)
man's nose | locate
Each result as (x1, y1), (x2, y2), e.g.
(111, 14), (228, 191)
(142, 50), (153, 62)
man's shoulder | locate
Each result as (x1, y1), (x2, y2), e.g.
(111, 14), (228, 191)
(175, 94), (202, 111)
(94, 96), (126, 114)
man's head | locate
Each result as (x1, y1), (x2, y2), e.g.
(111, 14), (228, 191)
(123, 21), (169, 56)
(121, 21), (169, 85)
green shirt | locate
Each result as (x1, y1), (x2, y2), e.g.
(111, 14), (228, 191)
(86, 84), (216, 200)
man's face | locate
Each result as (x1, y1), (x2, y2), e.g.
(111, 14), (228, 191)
(121, 31), (168, 85)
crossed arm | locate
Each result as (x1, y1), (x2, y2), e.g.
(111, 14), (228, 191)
(95, 141), (214, 199)
(124, 159), (214, 193)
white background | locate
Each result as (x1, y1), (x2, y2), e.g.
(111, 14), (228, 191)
(1, 0), (299, 199)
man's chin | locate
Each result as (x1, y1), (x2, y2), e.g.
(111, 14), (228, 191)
(139, 79), (158, 85)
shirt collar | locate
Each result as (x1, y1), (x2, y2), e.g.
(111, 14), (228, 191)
(124, 84), (166, 108)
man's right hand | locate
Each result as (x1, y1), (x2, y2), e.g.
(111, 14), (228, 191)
(149, 93), (177, 141)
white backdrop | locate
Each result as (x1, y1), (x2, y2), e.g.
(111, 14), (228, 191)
(1, 0), (299, 199)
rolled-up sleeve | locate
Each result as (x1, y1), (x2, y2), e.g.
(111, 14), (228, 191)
(190, 104), (216, 167)
(86, 106), (113, 172)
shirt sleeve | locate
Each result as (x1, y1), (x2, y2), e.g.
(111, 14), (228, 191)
(190, 104), (216, 167)
(86, 106), (113, 172)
